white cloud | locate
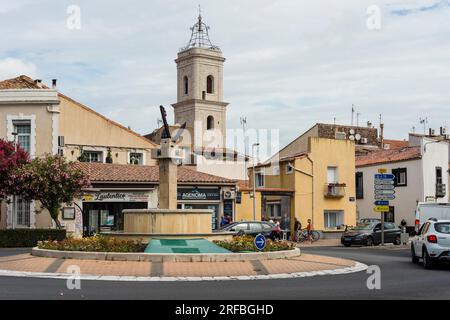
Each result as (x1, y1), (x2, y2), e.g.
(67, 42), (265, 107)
(1, 0), (450, 149)
(0, 58), (37, 79)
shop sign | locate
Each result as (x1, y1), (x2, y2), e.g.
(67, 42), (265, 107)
(177, 188), (220, 201)
(83, 192), (150, 202)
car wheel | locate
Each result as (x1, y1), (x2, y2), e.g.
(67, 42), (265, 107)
(366, 236), (374, 246)
(394, 235), (401, 245)
(422, 247), (434, 269)
(411, 245), (419, 264)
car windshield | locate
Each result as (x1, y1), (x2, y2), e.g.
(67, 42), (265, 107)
(350, 223), (375, 231)
(435, 223), (450, 234)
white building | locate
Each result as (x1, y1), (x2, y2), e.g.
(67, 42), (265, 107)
(356, 135), (449, 231)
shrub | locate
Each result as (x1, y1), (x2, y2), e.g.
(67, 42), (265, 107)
(37, 235), (146, 253)
(213, 235), (295, 253)
(0, 229), (66, 248)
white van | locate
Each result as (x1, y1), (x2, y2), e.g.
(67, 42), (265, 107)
(415, 202), (450, 233)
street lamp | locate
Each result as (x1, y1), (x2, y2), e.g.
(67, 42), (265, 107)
(252, 142), (260, 221)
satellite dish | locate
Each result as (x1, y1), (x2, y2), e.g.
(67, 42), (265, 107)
(349, 129), (355, 135)
(355, 133), (361, 141)
(349, 135), (355, 141)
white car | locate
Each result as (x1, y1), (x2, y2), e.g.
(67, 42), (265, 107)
(411, 219), (450, 269)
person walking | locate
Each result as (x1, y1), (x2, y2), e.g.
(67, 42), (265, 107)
(293, 218), (302, 242)
(306, 218), (314, 244)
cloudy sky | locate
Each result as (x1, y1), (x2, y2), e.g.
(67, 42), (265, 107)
(1, 0), (450, 153)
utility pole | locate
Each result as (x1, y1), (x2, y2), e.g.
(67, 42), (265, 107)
(252, 143), (260, 221)
(351, 105), (355, 126)
(240, 117), (248, 186)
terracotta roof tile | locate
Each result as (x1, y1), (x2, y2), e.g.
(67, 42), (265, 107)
(356, 146), (421, 167)
(383, 139), (409, 149)
(0, 75), (49, 89)
(73, 162), (236, 184)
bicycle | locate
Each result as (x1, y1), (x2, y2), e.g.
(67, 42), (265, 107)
(295, 229), (320, 243)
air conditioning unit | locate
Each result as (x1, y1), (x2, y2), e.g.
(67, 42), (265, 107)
(223, 190), (236, 200)
(360, 137), (368, 144)
(58, 136), (65, 147)
(335, 132), (346, 140)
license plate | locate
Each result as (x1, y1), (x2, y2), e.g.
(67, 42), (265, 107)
(344, 237), (352, 241)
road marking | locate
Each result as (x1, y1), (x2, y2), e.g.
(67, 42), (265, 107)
(0, 263), (368, 282)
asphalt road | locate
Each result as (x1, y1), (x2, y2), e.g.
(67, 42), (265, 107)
(0, 246), (449, 300)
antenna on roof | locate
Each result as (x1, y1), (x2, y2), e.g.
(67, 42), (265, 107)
(419, 117), (428, 134)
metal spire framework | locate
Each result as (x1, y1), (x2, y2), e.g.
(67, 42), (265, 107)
(180, 6), (221, 52)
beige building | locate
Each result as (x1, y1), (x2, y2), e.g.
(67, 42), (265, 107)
(0, 75), (156, 230)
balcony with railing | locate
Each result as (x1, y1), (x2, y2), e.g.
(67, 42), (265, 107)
(324, 183), (346, 198)
(436, 183), (446, 198)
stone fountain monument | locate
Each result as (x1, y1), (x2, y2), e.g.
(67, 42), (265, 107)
(106, 106), (232, 243)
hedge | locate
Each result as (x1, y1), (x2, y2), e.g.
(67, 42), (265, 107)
(0, 229), (66, 248)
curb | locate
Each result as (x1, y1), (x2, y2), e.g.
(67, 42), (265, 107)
(0, 262), (368, 282)
(31, 247), (301, 262)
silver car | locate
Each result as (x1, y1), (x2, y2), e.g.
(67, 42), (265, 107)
(411, 219), (450, 269)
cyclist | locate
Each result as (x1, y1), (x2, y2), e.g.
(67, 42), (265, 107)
(306, 219), (314, 244)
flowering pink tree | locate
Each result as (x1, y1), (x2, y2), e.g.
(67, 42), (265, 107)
(17, 155), (91, 229)
(0, 139), (30, 200)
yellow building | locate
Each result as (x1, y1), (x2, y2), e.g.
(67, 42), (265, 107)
(236, 130), (357, 238)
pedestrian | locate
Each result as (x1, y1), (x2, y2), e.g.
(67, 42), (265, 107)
(293, 217), (302, 242)
(306, 218), (314, 244)
(225, 214), (232, 225)
(220, 216), (228, 228)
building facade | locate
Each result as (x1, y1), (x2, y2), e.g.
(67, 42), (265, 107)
(356, 135), (449, 231)
(0, 76), (157, 230)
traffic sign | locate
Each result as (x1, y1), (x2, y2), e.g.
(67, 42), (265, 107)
(374, 200), (389, 206)
(374, 179), (395, 185)
(374, 174), (395, 180)
(375, 189), (395, 195)
(378, 168), (387, 174)
(374, 194), (395, 200)
(374, 206), (390, 212)
(254, 233), (266, 251)
(375, 184), (395, 190)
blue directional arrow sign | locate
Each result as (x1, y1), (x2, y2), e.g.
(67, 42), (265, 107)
(254, 233), (266, 251)
(375, 174), (395, 180)
(374, 200), (390, 206)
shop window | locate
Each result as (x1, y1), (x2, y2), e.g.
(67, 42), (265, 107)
(392, 168), (407, 187)
(129, 152), (143, 165)
(324, 210), (344, 229)
(355, 172), (364, 199)
(207, 115), (214, 130)
(268, 203), (281, 218)
(13, 121), (31, 154)
(206, 75), (214, 94)
(183, 76), (188, 95)
(383, 206), (395, 223)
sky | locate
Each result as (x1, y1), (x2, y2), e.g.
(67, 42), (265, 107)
(1, 0), (450, 154)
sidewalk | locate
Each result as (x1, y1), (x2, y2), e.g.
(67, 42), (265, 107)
(296, 239), (342, 247)
(0, 251), (362, 280)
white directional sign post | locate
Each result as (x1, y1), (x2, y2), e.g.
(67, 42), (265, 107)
(374, 170), (396, 246)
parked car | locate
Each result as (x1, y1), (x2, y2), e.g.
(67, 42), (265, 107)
(411, 218), (450, 269)
(341, 222), (402, 247)
(359, 218), (381, 224)
(220, 221), (280, 240)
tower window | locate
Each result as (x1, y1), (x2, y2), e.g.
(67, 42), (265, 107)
(206, 75), (214, 94)
(183, 76), (188, 95)
(207, 115), (214, 130)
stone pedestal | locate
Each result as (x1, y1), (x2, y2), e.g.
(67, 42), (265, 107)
(158, 159), (178, 210)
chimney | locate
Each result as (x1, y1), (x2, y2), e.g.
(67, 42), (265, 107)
(34, 79), (42, 88)
(380, 123), (384, 149)
(52, 79), (57, 89)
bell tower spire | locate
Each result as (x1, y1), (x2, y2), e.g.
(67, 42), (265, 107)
(172, 11), (229, 150)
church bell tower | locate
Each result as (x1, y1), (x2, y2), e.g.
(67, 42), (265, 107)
(172, 12), (228, 150)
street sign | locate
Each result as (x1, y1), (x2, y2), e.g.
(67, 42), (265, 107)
(374, 179), (395, 185)
(254, 233), (266, 251)
(374, 200), (389, 206)
(374, 194), (395, 200)
(374, 174), (395, 180)
(375, 189), (395, 196)
(374, 206), (390, 212)
(378, 168), (387, 174)
(375, 184), (395, 190)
